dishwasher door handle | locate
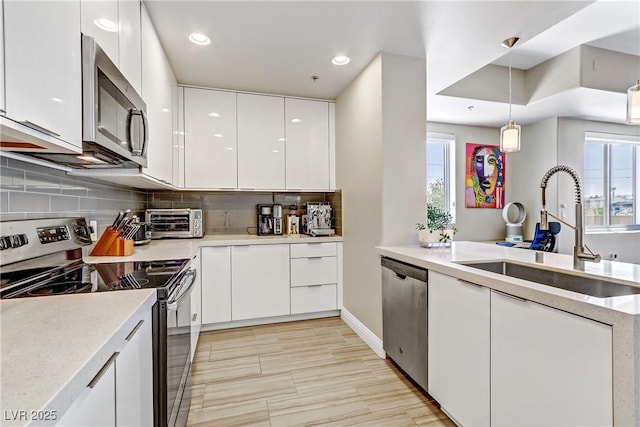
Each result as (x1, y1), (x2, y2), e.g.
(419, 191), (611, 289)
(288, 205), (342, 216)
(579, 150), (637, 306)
(395, 273), (407, 280)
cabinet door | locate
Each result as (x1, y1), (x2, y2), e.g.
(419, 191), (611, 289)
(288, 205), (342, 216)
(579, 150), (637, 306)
(237, 93), (285, 189)
(285, 98), (329, 190)
(491, 290), (613, 427)
(201, 247), (232, 324)
(190, 252), (202, 361)
(118, 0), (142, 94)
(116, 312), (153, 427)
(428, 272), (490, 427)
(141, 4), (175, 184)
(80, 0), (119, 65)
(57, 355), (116, 426)
(4, 0), (82, 148)
(231, 245), (290, 320)
(185, 88), (237, 188)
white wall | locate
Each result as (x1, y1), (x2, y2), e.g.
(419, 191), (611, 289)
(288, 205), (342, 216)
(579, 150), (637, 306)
(509, 117), (559, 240)
(336, 52), (426, 340)
(427, 122), (505, 242)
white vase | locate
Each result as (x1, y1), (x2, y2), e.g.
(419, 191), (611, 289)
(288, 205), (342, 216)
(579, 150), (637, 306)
(419, 228), (454, 248)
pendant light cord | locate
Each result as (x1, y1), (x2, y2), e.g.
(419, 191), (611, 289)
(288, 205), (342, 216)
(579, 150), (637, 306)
(508, 46), (513, 122)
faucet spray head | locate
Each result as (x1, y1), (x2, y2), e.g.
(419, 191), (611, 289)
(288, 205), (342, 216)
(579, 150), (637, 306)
(540, 209), (549, 231)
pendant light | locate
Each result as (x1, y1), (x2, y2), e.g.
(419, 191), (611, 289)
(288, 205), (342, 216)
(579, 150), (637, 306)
(627, 80), (640, 125)
(500, 37), (520, 152)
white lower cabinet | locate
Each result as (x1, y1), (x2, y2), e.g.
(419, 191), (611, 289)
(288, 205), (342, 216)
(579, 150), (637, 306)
(116, 312), (153, 427)
(57, 357), (116, 426)
(428, 271), (490, 427)
(57, 310), (152, 426)
(231, 245), (290, 320)
(491, 290), (613, 427)
(291, 284), (337, 314)
(201, 246), (232, 324)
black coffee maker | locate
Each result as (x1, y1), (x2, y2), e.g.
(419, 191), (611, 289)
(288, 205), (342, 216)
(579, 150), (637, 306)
(257, 204), (283, 235)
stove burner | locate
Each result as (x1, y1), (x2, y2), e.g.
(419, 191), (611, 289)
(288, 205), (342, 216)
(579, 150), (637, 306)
(27, 281), (93, 296)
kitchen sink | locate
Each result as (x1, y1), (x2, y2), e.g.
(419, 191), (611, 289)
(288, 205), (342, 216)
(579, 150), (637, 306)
(459, 261), (640, 298)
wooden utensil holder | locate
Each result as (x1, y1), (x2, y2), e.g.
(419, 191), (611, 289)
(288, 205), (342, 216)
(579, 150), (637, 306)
(90, 227), (134, 256)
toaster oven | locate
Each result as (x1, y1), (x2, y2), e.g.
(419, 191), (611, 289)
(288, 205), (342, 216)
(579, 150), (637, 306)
(146, 209), (204, 239)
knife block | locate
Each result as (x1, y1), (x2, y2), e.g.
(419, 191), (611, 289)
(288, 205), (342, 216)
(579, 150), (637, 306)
(90, 227), (134, 256)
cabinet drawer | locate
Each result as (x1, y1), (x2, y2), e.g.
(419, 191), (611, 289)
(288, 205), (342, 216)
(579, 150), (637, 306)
(291, 284), (337, 314)
(290, 242), (336, 258)
(291, 257), (337, 287)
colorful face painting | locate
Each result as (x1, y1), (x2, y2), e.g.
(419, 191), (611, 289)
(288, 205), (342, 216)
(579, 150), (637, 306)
(465, 143), (505, 208)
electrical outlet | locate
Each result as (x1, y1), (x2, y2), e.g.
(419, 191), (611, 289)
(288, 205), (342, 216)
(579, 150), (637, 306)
(89, 220), (98, 241)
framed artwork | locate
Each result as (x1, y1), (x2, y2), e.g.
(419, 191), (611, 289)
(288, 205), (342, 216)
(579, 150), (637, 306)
(465, 143), (505, 208)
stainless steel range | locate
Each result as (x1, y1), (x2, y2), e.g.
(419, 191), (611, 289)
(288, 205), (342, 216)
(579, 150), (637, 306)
(0, 217), (196, 427)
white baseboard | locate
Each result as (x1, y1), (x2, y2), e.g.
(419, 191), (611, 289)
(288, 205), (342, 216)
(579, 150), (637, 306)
(340, 307), (385, 359)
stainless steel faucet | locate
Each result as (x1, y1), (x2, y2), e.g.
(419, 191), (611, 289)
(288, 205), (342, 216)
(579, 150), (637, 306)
(540, 165), (601, 269)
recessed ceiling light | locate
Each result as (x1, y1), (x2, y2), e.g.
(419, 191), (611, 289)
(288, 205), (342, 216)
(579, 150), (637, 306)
(189, 33), (211, 46)
(208, 112), (221, 118)
(331, 55), (350, 66)
(214, 134), (224, 138)
(226, 147), (234, 151)
(94, 18), (118, 33)
(51, 97), (63, 103)
(290, 118), (302, 124)
(161, 108), (170, 113)
(277, 137), (286, 142)
(272, 149), (280, 153)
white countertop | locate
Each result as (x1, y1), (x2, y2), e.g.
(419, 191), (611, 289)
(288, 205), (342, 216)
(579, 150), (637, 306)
(376, 241), (640, 317)
(83, 234), (343, 264)
(0, 290), (156, 426)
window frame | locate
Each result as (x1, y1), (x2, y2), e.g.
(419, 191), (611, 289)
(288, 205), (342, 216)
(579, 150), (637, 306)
(426, 132), (456, 224)
(584, 131), (640, 233)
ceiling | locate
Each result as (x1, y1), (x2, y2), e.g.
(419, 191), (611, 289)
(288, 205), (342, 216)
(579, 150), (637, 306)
(144, 0), (640, 127)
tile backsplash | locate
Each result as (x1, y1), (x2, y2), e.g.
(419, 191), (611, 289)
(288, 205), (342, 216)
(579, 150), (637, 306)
(0, 157), (147, 234)
(150, 191), (341, 235)
(0, 157), (342, 237)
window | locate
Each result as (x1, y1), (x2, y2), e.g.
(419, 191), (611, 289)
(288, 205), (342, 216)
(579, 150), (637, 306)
(584, 132), (640, 231)
(426, 132), (456, 222)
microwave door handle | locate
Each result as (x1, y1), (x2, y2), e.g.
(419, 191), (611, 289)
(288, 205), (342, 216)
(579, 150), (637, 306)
(128, 109), (146, 156)
(141, 109), (149, 157)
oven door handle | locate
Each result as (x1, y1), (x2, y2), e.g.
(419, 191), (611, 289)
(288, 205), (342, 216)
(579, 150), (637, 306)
(167, 269), (197, 311)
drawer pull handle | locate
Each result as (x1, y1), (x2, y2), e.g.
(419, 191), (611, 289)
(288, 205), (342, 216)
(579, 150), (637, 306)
(307, 256), (323, 260)
(192, 313), (198, 322)
(22, 120), (61, 138)
(460, 280), (483, 289)
(88, 352), (119, 388)
(307, 284), (323, 288)
(125, 320), (144, 341)
(493, 290), (527, 303)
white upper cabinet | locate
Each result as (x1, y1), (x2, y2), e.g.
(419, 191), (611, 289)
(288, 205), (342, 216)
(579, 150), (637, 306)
(184, 88), (238, 188)
(81, 0), (141, 94)
(118, 0), (142, 94)
(80, 0), (119, 65)
(3, 0), (82, 149)
(237, 93), (285, 189)
(285, 98), (330, 190)
(141, 4), (175, 184)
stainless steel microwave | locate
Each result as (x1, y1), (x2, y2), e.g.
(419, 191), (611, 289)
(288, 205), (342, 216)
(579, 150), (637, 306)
(27, 35), (148, 168)
(146, 209), (204, 239)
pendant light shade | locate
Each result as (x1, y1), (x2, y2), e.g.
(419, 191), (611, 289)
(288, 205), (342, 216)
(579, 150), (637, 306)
(500, 120), (521, 152)
(500, 37), (520, 152)
(627, 80), (640, 125)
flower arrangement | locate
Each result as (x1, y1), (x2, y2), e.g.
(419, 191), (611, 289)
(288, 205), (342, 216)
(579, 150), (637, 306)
(416, 204), (458, 245)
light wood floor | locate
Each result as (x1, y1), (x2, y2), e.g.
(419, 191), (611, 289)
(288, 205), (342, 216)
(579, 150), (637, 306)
(186, 317), (455, 427)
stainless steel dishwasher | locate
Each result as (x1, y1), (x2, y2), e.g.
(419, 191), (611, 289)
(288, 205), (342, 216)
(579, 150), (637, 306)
(381, 257), (428, 391)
